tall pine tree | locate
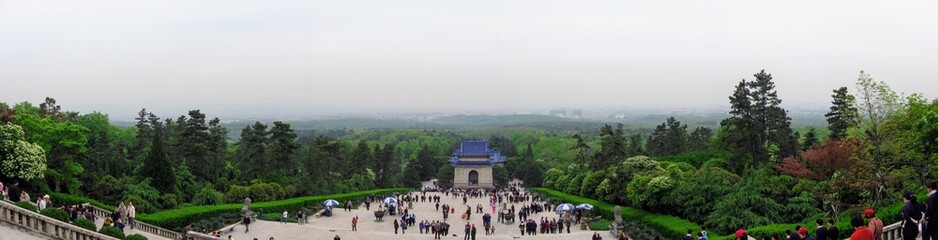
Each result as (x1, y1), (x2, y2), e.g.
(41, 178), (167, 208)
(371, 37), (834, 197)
(140, 130), (175, 194)
(720, 70), (798, 172)
(825, 87), (858, 140)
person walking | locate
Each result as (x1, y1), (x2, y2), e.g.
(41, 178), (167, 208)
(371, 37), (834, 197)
(127, 202), (136, 229)
(815, 219), (828, 240)
(243, 215), (251, 233)
(902, 191), (925, 240)
(865, 209), (884, 240)
(827, 220), (839, 240)
(926, 181), (938, 240)
(851, 216), (874, 240)
(281, 211), (288, 224)
(470, 224), (477, 240)
(394, 219), (400, 234)
(464, 222), (471, 240)
(351, 216), (358, 231)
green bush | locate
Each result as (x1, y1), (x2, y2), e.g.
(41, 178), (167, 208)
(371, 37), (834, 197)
(99, 226), (125, 239)
(137, 188), (408, 229)
(40, 208), (70, 223)
(260, 212), (297, 222)
(72, 218), (97, 231)
(125, 234), (148, 240)
(13, 201), (38, 212)
(589, 219), (610, 230)
(48, 192), (116, 210)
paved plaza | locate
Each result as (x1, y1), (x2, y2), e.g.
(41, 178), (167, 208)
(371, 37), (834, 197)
(222, 188), (605, 240)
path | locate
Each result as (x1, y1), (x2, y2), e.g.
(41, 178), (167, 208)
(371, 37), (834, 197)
(222, 186), (603, 240)
(93, 215), (170, 240)
(0, 222), (47, 240)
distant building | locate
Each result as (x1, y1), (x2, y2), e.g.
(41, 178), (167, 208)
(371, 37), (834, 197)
(448, 141), (507, 188)
(549, 109), (567, 117)
(570, 110), (583, 119)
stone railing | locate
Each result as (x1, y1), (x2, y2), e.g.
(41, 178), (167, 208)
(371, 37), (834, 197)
(880, 221), (904, 240)
(185, 231), (223, 240)
(0, 200), (120, 240)
(87, 204), (183, 240)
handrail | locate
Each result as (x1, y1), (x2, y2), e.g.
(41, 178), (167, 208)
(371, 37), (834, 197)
(0, 200), (120, 240)
(880, 221), (903, 240)
(185, 231), (223, 240)
(87, 204), (183, 240)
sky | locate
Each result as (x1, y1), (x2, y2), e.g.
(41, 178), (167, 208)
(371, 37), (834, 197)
(1, 0), (937, 119)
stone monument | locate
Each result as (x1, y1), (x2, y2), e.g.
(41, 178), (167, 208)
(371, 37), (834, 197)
(242, 197), (253, 218)
(609, 205), (625, 238)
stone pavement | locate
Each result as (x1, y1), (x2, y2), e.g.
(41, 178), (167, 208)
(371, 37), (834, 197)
(93, 216), (170, 240)
(221, 190), (604, 240)
(0, 222), (47, 240)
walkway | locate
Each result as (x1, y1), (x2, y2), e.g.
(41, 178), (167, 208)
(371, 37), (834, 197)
(0, 222), (47, 240)
(221, 189), (602, 240)
(93, 214), (171, 240)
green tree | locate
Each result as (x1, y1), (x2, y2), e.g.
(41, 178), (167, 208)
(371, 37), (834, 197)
(825, 87), (858, 140)
(403, 160), (421, 188)
(719, 70), (798, 173)
(687, 127), (713, 152)
(648, 117), (689, 156)
(174, 110), (219, 180)
(854, 71), (903, 205)
(236, 122), (269, 180)
(595, 123), (627, 170)
(627, 133), (644, 156)
(0, 123), (47, 181)
(436, 164), (454, 189)
(493, 164), (509, 188)
(351, 140), (375, 175)
(414, 145), (439, 181)
(175, 162), (199, 202)
(139, 131), (175, 194)
(801, 127), (819, 151)
(269, 121), (298, 174)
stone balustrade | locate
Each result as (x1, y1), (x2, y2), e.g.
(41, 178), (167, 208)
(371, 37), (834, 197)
(0, 200), (120, 240)
(880, 221), (904, 240)
(87, 204), (183, 240)
(185, 231), (223, 240)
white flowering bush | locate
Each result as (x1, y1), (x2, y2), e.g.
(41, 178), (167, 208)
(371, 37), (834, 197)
(0, 124), (47, 180)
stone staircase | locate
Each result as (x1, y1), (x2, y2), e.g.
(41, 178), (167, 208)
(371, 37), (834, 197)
(0, 221), (47, 240)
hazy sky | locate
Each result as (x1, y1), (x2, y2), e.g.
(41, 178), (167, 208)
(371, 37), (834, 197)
(2, 0), (937, 118)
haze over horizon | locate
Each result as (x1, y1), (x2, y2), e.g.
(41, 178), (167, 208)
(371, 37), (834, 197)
(3, 1), (937, 120)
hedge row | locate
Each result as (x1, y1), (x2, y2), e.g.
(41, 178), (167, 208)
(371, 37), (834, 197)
(530, 188), (699, 240)
(531, 188), (907, 240)
(137, 188), (409, 229)
(49, 192), (117, 210)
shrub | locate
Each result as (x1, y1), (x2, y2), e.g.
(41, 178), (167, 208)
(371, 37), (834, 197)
(191, 184), (224, 206)
(260, 212), (297, 222)
(125, 234), (148, 240)
(14, 201), (38, 212)
(48, 192), (116, 210)
(589, 219), (610, 230)
(137, 188), (408, 229)
(40, 207), (70, 223)
(72, 218), (97, 231)
(98, 226), (125, 239)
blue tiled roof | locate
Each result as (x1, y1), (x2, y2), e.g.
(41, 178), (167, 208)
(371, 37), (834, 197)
(449, 140), (507, 166)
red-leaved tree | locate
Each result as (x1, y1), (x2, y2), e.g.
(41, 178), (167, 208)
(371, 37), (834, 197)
(774, 140), (856, 180)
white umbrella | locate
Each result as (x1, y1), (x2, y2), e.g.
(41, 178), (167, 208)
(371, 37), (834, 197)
(383, 197), (398, 205)
(576, 203), (593, 210)
(556, 203), (575, 212)
(323, 199), (340, 207)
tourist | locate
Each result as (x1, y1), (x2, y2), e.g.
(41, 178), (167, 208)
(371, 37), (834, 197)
(815, 219), (828, 240)
(903, 191), (926, 240)
(297, 211), (304, 225)
(470, 224), (477, 240)
(851, 216), (874, 240)
(115, 218), (126, 232)
(394, 219), (400, 234)
(926, 181), (938, 240)
(735, 229), (748, 240)
(128, 202), (136, 229)
(519, 222), (524, 236)
(827, 220), (839, 240)
(593, 232), (603, 240)
(346, 200), (353, 211)
(401, 217), (407, 234)
(281, 210), (288, 224)
(334, 235), (341, 240)
(865, 208), (884, 240)
(37, 195), (48, 211)
(798, 227), (815, 240)
(351, 216), (358, 231)
(21, 190), (30, 203)
(789, 226), (803, 240)
(419, 220), (425, 234)
(464, 222), (471, 240)
(243, 214), (251, 233)
(7, 181), (20, 202)
(684, 229), (695, 240)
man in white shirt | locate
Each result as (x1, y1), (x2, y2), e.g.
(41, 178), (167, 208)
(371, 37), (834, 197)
(128, 202), (137, 229)
(37, 196), (47, 212)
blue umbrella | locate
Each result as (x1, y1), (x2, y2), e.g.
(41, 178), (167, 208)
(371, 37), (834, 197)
(556, 203), (575, 212)
(323, 199), (340, 207)
(383, 197), (398, 205)
(576, 203), (593, 210)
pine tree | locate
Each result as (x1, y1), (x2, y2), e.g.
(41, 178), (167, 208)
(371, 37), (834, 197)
(351, 140), (374, 174)
(720, 70), (798, 172)
(801, 127), (819, 151)
(140, 131), (175, 194)
(269, 121), (298, 172)
(627, 133), (644, 156)
(595, 123), (627, 170)
(688, 127), (713, 151)
(235, 122), (269, 180)
(825, 87), (858, 140)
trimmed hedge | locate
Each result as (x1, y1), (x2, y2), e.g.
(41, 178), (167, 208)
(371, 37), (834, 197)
(49, 192), (117, 210)
(137, 188), (408, 229)
(14, 201), (37, 212)
(99, 226), (125, 239)
(532, 187), (908, 240)
(125, 234), (149, 240)
(40, 207), (70, 223)
(531, 188), (699, 240)
(72, 218), (97, 232)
